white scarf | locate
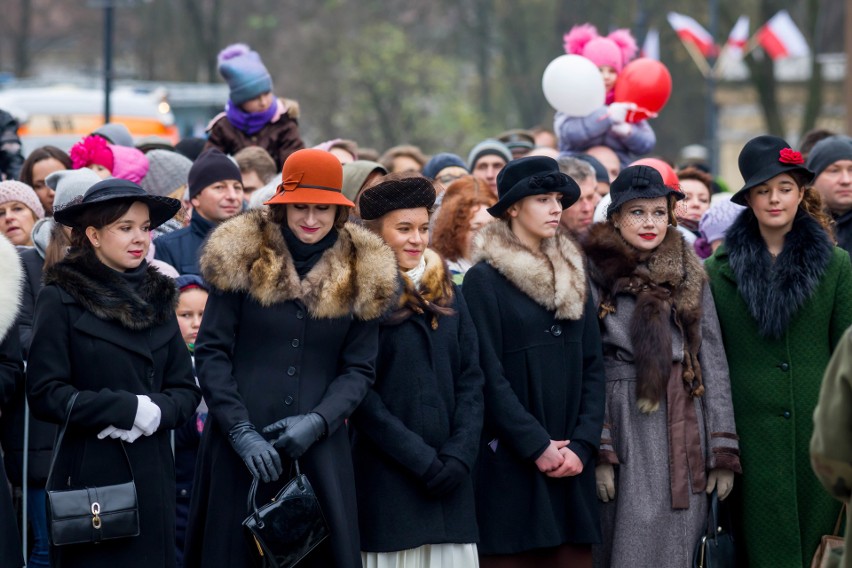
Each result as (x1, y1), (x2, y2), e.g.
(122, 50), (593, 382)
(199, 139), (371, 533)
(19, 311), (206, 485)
(404, 254), (427, 289)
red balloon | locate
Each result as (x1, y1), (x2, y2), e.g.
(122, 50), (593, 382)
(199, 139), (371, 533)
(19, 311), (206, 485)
(614, 58), (672, 123)
(630, 158), (679, 188)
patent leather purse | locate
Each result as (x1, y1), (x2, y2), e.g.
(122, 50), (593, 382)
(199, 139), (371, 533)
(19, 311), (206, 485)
(243, 461), (330, 568)
(46, 392), (140, 546)
(693, 488), (736, 568)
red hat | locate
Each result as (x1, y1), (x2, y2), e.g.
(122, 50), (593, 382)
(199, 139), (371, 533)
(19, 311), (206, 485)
(265, 149), (353, 207)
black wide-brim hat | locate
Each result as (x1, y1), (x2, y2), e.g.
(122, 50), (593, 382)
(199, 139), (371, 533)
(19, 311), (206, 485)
(607, 164), (684, 219)
(487, 155), (580, 218)
(732, 135), (814, 205)
(54, 178), (181, 230)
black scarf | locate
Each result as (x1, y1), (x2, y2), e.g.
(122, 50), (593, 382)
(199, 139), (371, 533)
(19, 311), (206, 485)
(116, 260), (149, 291)
(281, 224), (339, 277)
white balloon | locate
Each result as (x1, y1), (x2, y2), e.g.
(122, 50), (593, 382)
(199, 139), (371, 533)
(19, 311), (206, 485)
(542, 55), (606, 116)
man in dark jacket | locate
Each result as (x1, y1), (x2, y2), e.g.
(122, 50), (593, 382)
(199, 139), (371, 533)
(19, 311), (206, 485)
(0, 109), (24, 181)
(807, 135), (852, 254)
(154, 148), (243, 275)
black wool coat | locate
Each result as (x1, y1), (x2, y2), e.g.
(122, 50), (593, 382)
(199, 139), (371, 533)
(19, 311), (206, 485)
(183, 211), (398, 568)
(25, 253), (201, 568)
(461, 222), (606, 555)
(350, 249), (484, 552)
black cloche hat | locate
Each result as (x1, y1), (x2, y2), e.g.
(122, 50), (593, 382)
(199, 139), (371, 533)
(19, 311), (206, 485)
(487, 156), (580, 218)
(607, 165), (684, 219)
(53, 178), (181, 230)
(732, 135), (814, 205)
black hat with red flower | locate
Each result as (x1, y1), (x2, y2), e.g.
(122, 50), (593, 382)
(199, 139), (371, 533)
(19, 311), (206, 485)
(732, 135), (814, 205)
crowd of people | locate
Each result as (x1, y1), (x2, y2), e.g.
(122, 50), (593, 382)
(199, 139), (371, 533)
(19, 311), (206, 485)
(0, 34), (850, 568)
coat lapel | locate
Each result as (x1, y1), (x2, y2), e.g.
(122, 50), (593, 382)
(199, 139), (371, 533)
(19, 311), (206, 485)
(73, 311), (152, 361)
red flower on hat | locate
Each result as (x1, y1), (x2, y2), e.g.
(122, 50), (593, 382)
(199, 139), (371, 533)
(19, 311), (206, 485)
(779, 148), (804, 165)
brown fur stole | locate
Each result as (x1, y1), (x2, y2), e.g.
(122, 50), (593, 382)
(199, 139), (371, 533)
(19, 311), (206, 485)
(384, 248), (455, 329)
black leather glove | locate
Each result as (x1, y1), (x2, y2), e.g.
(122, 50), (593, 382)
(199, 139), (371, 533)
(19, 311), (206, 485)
(262, 413), (327, 460)
(228, 421), (283, 483)
(426, 456), (469, 497)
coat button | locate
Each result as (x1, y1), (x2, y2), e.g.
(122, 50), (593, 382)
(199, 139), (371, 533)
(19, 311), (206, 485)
(296, 311), (304, 320)
(782, 411), (791, 419)
(287, 366), (296, 376)
(549, 325), (562, 337)
(779, 363), (790, 372)
(180, 489), (188, 496)
(291, 339), (300, 348)
(284, 395), (294, 406)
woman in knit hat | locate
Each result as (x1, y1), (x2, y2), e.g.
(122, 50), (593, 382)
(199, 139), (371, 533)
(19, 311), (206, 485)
(705, 135), (852, 568)
(69, 135), (150, 184)
(694, 196), (744, 259)
(581, 164), (741, 568)
(184, 148), (398, 568)
(556, 24), (655, 167)
(0, 180), (45, 246)
(350, 172), (484, 568)
(204, 43), (305, 169)
(26, 178), (201, 568)
(461, 156), (605, 567)
(19, 145), (72, 216)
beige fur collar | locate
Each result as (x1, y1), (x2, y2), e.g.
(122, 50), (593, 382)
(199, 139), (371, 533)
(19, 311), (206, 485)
(473, 221), (587, 320)
(200, 210), (399, 320)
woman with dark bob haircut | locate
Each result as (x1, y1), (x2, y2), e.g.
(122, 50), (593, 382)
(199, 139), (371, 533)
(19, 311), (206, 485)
(26, 179), (202, 567)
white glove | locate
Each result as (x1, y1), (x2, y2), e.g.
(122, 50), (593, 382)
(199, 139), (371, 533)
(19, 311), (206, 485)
(97, 425), (119, 440)
(607, 102), (637, 125)
(611, 123), (633, 138)
(706, 468), (735, 500)
(596, 464), (616, 502)
(134, 395), (161, 436)
(117, 426), (145, 443)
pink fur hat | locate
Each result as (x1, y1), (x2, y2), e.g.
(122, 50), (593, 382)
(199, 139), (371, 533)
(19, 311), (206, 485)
(564, 23), (638, 73)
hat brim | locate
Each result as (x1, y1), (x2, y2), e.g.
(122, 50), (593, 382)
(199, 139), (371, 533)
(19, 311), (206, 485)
(606, 185), (684, 219)
(265, 187), (354, 208)
(54, 193), (180, 230)
(487, 185), (579, 218)
(731, 163), (814, 205)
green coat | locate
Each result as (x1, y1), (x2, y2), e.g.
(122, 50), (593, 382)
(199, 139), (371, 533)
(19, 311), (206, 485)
(705, 211), (852, 568)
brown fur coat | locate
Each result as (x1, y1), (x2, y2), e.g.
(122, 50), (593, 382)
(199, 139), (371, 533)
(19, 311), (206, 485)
(583, 222), (706, 412)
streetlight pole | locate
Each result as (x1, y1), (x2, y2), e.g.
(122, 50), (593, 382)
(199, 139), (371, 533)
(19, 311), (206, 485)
(104, 2), (114, 123)
(706, 0), (719, 174)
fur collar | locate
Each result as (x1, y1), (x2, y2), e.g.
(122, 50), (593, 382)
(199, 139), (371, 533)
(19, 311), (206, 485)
(723, 208), (833, 339)
(0, 237), (23, 341)
(584, 222), (706, 412)
(473, 221), (587, 320)
(200, 210), (398, 320)
(386, 248), (454, 328)
(44, 253), (178, 331)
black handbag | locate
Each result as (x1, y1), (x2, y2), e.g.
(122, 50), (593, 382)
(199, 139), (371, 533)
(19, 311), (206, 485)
(242, 461), (330, 568)
(693, 488), (736, 568)
(45, 392), (140, 546)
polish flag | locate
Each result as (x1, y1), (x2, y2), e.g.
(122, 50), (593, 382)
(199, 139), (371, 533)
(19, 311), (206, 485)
(642, 27), (660, 61)
(667, 12), (716, 57)
(757, 10), (810, 60)
(725, 15), (749, 59)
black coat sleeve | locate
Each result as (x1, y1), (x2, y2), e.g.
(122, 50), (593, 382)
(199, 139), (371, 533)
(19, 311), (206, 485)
(0, 323), (23, 409)
(26, 286), (138, 431)
(147, 324), (202, 431)
(462, 267), (552, 462)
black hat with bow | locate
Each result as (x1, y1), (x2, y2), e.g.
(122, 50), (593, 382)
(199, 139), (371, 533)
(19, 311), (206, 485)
(487, 156), (580, 218)
(607, 165), (684, 219)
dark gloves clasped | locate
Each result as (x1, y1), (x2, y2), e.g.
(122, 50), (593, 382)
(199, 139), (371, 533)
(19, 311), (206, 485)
(262, 413), (327, 460)
(228, 421), (283, 483)
(423, 456), (469, 497)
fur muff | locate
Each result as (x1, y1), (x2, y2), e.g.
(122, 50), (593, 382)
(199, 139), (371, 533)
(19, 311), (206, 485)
(0, 235), (23, 341)
(584, 222), (706, 412)
(473, 221), (587, 320)
(44, 252), (178, 331)
(385, 248), (455, 329)
(725, 208), (833, 339)
(200, 210), (399, 320)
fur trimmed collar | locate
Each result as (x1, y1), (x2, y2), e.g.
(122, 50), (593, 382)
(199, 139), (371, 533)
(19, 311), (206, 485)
(200, 210), (399, 320)
(473, 220), (587, 320)
(44, 253), (178, 331)
(386, 248), (455, 328)
(584, 222), (706, 412)
(722, 208), (833, 339)
(0, 237), (23, 341)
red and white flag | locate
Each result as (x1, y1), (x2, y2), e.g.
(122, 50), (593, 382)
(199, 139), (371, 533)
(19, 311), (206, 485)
(667, 12), (716, 57)
(725, 15), (749, 59)
(642, 27), (660, 61)
(757, 10), (809, 60)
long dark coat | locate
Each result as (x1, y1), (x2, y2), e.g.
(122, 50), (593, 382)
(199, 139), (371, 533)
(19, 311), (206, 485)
(183, 210), (398, 568)
(349, 248), (484, 552)
(25, 253), (202, 568)
(461, 221), (606, 556)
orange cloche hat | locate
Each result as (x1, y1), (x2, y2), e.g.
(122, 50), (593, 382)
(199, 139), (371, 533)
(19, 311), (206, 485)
(265, 149), (354, 207)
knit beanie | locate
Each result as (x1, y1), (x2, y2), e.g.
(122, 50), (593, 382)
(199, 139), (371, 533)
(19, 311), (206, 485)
(0, 180), (45, 219)
(175, 138), (208, 162)
(141, 150), (193, 197)
(563, 24), (638, 74)
(698, 197), (745, 243)
(217, 43), (273, 105)
(575, 153), (609, 183)
(188, 148), (242, 199)
(70, 135), (114, 173)
(109, 145), (150, 184)
(92, 122), (134, 147)
(342, 160), (387, 201)
(467, 139), (512, 171)
(806, 135), (852, 179)
(176, 274), (209, 293)
(422, 153), (468, 180)
(46, 169), (103, 212)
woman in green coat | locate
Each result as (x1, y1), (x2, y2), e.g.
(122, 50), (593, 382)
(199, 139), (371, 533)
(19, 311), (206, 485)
(705, 135), (852, 568)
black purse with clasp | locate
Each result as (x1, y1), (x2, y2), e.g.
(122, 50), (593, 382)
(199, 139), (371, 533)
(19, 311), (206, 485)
(693, 488), (736, 568)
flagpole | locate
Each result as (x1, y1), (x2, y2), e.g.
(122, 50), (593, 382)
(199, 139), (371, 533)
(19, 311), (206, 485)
(712, 44), (729, 78)
(707, 0), (719, 175)
(680, 40), (712, 77)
